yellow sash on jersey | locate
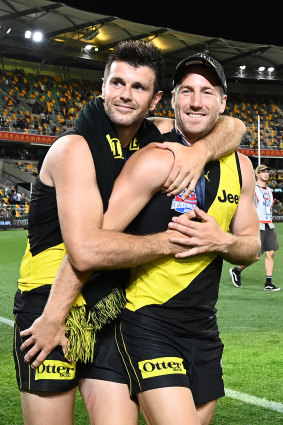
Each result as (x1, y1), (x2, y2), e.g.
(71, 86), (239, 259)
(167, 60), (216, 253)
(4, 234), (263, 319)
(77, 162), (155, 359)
(126, 153), (241, 311)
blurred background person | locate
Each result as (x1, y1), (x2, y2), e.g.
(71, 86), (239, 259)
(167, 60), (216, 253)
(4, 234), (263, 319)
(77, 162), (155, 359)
(230, 164), (280, 291)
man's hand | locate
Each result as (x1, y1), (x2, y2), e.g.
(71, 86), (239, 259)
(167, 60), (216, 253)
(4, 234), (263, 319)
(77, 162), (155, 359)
(20, 313), (69, 369)
(156, 142), (206, 199)
(168, 206), (231, 258)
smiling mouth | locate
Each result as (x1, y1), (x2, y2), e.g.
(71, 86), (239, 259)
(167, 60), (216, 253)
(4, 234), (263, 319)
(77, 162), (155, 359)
(115, 104), (135, 111)
(186, 113), (204, 117)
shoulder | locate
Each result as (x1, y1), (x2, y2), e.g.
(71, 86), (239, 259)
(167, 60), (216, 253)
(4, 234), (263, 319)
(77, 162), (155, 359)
(124, 143), (174, 185)
(237, 153), (256, 193)
(238, 152), (254, 176)
(40, 134), (94, 184)
(45, 134), (93, 168)
(132, 143), (174, 168)
(147, 117), (175, 133)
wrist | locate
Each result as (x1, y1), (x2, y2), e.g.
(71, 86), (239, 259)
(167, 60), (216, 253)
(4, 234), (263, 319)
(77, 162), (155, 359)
(163, 229), (184, 255)
(219, 232), (235, 254)
(191, 139), (213, 162)
(43, 305), (67, 325)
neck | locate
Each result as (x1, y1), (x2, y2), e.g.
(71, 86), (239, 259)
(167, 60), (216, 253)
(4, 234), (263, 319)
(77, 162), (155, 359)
(175, 127), (192, 146)
(258, 180), (266, 187)
(175, 125), (208, 147)
(116, 125), (139, 148)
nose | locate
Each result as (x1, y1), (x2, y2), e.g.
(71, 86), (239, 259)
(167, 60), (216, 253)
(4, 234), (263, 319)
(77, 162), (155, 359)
(120, 85), (132, 102)
(190, 91), (202, 109)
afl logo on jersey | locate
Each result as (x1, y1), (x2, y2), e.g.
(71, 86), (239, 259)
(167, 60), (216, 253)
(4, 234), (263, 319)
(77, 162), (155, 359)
(171, 190), (197, 213)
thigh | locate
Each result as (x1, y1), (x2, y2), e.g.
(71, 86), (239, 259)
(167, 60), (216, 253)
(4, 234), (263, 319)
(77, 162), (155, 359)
(20, 388), (77, 425)
(264, 228), (279, 252)
(189, 338), (224, 406)
(78, 322), (128, 384)
(116, 317), (191, 397)
(14, 313), (79, 393)
(260, 228), (278, 253)
(196, 400), (218, 425)
(138, 387), (200, 425)
(79, 378), (139, 425)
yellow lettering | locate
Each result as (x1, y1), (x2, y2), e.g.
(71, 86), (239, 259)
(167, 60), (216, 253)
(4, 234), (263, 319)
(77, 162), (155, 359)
(35, 360), (76, 381)
(129, 138), (139, 151)
(138, 357), (186, 379)
(106, 134), (123, 158)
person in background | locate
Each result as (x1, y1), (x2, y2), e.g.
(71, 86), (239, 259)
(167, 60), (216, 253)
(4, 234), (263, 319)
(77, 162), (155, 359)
(230, 164), (280, 291)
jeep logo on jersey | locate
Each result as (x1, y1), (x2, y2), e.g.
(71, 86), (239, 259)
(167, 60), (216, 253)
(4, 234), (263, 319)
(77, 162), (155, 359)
(218, 189), (239, 204)
(138, 357), (186, 379)
(35, 360), (76, 381)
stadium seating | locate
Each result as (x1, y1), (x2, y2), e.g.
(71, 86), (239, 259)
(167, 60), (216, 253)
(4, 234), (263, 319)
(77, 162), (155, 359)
(0, 68), (282, 150)
(0, 187), (30, 217)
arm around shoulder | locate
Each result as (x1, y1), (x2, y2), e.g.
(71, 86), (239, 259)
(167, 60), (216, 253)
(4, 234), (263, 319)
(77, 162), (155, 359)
(195, 115), (246, 162)
(104, 145), (175, 231)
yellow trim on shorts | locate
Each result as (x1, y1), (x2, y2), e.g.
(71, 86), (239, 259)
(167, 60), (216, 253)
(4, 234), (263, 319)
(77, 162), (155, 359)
(116, 320), (142, 393)
(14, 318), (22, 390)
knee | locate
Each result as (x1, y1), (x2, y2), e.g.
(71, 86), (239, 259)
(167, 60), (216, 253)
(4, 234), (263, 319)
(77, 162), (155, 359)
(266, 250), (274, 260)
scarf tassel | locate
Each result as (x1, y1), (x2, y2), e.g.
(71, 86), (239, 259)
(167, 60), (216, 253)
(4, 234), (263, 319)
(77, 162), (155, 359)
(65, 287), (126, 363)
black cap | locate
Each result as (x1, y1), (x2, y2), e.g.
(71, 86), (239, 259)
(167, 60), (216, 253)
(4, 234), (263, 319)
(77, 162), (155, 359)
(172, 52), (227, 93)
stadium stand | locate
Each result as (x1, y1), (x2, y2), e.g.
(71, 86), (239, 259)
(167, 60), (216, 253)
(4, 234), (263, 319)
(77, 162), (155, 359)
(0, 68), (282, 151)
(0, 181), (30, 218)
(0, 66), (282, 222)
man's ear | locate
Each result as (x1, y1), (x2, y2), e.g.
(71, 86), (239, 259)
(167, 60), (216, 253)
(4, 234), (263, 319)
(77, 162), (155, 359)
(149, 91), (163, 111)
(219, 94), (227, 114)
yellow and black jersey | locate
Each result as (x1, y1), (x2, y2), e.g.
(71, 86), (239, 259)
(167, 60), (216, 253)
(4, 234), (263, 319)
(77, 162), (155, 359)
(14, 121), (160, 315)
(124, 152), (242, 337)
(14, 124), (171, 314)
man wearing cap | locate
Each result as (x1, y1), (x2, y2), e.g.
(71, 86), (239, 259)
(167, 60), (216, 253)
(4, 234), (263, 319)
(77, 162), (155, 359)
(79, 52), (259, 425)
(230, 164), (280, 291)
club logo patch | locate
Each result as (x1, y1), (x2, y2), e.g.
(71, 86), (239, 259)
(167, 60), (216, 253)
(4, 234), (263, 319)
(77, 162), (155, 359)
(171, 190), (197, 213)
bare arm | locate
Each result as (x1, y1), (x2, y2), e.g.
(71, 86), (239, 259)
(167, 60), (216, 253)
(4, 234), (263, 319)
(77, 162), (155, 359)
(44, 136), (185, 272)
(20, 145), (180, 366)
(167, 153), (260, 265)
(155, 115), (246, 197)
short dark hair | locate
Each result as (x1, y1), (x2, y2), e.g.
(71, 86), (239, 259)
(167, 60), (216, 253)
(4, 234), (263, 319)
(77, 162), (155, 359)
(104, 40), (164, 93)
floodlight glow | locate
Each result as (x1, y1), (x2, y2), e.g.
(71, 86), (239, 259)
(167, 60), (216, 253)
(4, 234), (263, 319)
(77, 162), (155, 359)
(258, 66), (265, 72)
(32, 31), (43, 42)
(268, 67), (274, 72)
(25, 30), (32, 39)
(94, 47), (99, 51)
(84, 44), (92, 50)
(239, 65), (246, 70)
(6, 28), (11, 34)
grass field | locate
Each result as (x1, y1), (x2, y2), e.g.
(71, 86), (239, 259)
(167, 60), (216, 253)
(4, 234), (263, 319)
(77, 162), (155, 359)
(1, 226), (283, 425)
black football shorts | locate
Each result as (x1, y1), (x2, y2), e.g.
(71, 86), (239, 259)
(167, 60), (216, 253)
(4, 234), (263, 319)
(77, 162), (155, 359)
(115, 310), (225, 406)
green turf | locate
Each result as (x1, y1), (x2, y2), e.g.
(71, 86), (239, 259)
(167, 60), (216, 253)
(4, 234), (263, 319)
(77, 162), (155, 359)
(1, 226), (282, 424)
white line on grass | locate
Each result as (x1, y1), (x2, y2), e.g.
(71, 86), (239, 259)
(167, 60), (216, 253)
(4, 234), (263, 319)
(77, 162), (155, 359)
(0, 315), (282, 414)
(0, 316), (14, 327)
(225, 388), (283, 413)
